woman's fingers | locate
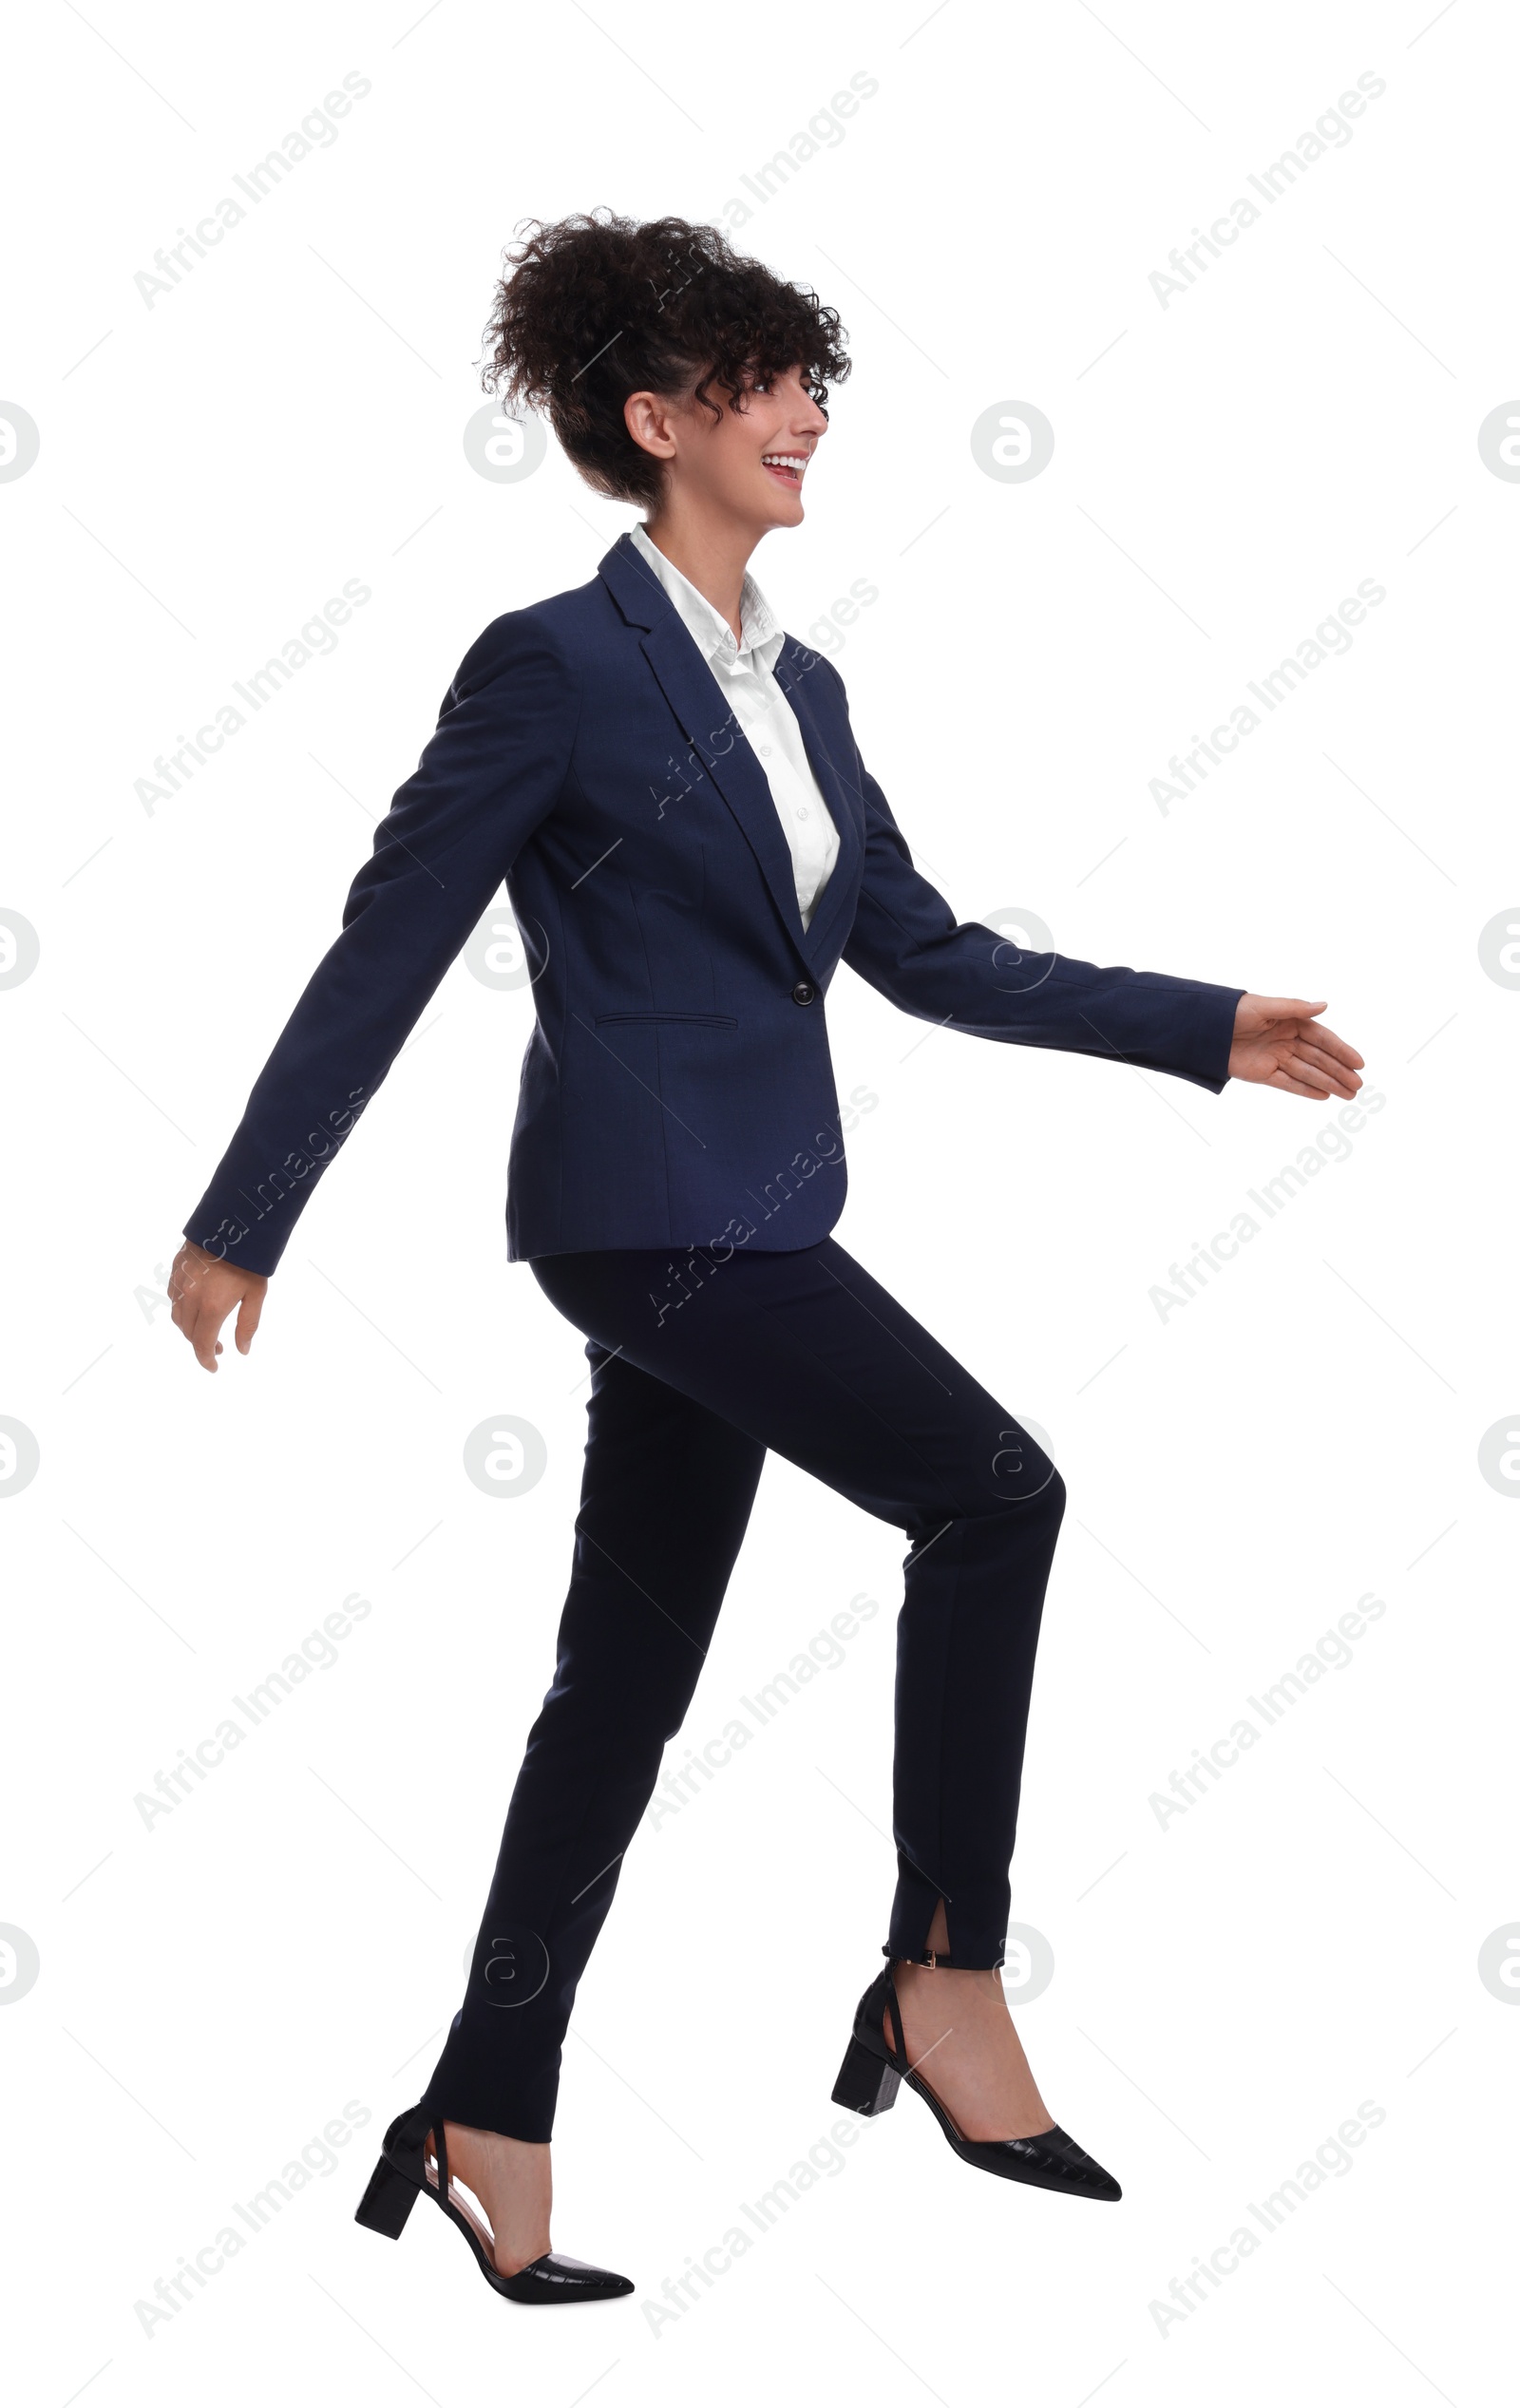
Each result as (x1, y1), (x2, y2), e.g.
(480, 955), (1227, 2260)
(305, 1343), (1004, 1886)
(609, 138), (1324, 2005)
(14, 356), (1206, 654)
(1291, 1040), (1361, 1095)
(169, 1285), (204, 1359)
(1276, 1044), (1358, 1099)
(1286, 1055), (1355, 1100)
(168, 1251), (228, 1370)
(235, 1287), (264, 1355)
(1296, 1019), (1364, 1071)
(190, 1292), (227, 1371)
(1266, 1064), (1333, 1099)
(1263, 1002), (1354, 1053)
(1281, 1060), (1336, 1096)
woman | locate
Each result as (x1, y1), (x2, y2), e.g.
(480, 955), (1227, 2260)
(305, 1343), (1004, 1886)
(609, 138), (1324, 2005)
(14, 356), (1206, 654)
(169, 213), (1363, 2305)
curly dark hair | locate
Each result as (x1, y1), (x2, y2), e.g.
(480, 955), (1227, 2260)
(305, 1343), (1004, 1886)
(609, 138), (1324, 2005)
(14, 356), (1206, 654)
(480, 211), (851, 508)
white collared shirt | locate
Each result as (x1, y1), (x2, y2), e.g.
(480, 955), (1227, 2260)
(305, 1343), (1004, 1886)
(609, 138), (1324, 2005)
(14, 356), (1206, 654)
(629, 520), (841, 931)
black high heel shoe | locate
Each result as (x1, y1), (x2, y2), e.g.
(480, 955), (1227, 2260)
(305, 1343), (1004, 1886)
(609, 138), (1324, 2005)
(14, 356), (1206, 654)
(830, 1955), (1122, 2202)
(354, 2102), (635, 2303)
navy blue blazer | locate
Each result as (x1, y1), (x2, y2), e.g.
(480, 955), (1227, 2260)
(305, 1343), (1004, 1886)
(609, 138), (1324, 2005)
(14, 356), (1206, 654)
(183, 532), (1244, 1276)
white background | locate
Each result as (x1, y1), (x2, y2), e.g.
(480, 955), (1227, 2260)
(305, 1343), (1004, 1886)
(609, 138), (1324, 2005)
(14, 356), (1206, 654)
(3, 2), (1515, 2400)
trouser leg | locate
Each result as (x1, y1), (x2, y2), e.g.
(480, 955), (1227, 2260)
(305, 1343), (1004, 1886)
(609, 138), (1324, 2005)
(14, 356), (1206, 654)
(421, 1340), (764, 2141)
(529, 1238), (1067, 1976)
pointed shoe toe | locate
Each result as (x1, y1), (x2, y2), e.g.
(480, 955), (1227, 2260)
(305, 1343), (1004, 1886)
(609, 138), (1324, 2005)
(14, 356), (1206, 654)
(973, 2122), (1122, 2200)
(497, 2250), (636, 2304)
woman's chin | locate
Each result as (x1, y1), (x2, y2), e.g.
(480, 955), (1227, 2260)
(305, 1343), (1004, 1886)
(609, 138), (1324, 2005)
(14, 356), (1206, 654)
(763, 489), (806, 526)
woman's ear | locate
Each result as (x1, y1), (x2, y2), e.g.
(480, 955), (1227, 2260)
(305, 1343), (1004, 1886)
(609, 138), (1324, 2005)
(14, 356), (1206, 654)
(624, 389), (677, 462)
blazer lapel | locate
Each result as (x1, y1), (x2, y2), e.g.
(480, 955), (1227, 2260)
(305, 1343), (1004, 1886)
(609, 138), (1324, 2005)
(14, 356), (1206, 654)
(599, 536), (858, 969)
(601, 538), (808, 956)
(637, 616), (812, 955)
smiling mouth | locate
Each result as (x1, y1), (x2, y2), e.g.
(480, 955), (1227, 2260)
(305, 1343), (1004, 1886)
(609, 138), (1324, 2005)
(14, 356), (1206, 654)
(761, 452), (808, 486)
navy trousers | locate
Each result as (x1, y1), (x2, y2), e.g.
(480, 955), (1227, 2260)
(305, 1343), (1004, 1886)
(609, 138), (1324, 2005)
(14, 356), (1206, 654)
(420, 1237), (1067, 2142)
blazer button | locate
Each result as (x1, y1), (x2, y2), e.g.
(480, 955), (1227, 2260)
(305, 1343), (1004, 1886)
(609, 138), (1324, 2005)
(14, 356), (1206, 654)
(790, 978), (817, 1006)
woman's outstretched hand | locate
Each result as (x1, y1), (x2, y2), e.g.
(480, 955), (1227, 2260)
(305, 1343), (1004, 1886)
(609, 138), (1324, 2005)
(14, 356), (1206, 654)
(1227, 995), (1364, 1101)
(168, 1241), (268, 1373)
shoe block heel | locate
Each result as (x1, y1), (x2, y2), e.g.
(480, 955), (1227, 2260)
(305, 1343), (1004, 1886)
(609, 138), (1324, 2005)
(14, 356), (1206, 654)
(831, 2034), (902, 2116)
(354, 2151), (418, 2239)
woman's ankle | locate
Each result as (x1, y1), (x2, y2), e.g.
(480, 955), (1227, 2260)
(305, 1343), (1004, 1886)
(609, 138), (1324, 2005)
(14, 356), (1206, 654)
(434, 2123), (553, 2275)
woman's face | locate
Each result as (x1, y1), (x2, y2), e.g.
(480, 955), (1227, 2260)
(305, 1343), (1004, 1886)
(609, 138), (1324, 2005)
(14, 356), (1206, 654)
(628, 364), (829, 531)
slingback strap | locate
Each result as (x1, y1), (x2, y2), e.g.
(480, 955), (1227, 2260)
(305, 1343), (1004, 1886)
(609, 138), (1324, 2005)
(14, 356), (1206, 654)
(881, 1945), (961, 1969)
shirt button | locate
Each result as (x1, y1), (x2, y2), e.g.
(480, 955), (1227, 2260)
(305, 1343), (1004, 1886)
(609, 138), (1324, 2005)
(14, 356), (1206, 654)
(791, 979), (817, 1006)
(795, 806), (810, 820)
(760, 744), (772, 758)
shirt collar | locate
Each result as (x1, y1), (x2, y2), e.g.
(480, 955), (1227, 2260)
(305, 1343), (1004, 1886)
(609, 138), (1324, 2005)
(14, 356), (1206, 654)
(629, 521), (785, 673)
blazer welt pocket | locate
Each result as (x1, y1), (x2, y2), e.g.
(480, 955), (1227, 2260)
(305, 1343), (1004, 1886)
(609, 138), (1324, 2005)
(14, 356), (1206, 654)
(595, 1011), (738, 1030)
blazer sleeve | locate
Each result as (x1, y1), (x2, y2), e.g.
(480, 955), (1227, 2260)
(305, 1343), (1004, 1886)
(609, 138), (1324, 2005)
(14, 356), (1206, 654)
(181, 608), (581, 1277)
(828, 663), (1244, 1092)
